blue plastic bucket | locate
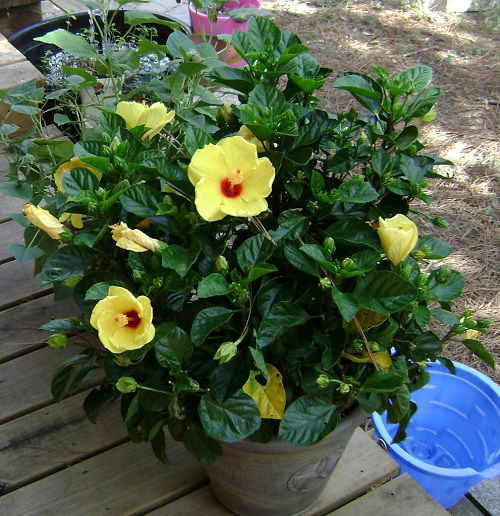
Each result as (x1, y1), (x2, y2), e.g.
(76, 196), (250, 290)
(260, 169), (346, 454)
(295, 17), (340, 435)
(372, 361), (500, 509)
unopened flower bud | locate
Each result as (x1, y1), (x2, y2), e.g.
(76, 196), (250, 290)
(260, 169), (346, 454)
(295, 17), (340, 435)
(377, 214), (418, 265)
(338, 382), (351, 394)
(323, 237), (335, 254)
(351, 339), (363, 353)
(398, 263), (413, 281)
(319, 277), (333, 289)
(116, 377), (138, 393)
(215, 255), (229, 274)
(214, 341), (237, 364)
(216, 104), (236, 125)
(316, 374), (331, 388)
(48, 333), (68, 349)
(432, 216), (449, 228)
(454, 324), (467, 334)
(435, 267), (451, 283)
(477, 318), (491, 329)
(110, 136), (120, 152)
(132, 270), (144, 283)
(342, 258), (355, 270)
(369, 341), (380, 352)
(412, 250), (427, 260)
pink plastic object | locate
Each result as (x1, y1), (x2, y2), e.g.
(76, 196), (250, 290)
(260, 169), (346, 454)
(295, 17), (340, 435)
(189, 0), (262, 67)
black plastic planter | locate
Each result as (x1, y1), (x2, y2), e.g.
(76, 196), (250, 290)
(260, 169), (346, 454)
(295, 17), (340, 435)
(8, 10), (191, 71)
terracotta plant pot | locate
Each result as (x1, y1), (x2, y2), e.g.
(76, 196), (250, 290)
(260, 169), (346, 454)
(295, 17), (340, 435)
(203, 406), (366, 516)
(188, 0), (262, 67)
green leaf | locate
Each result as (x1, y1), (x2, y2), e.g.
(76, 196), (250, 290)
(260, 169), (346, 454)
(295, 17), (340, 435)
(209, 353), (250, 402)
(246, 263), (277, 283)
(40, 317), (82, 332)
(311, 170), (325, 195)
(0, 181), (33, 200)
(246, 16), (281, 52)
(40, 247), (96, 285)
(256, 301), (310, 348)
(326, 147), (353, 174)
(162, 242), (201, 278)
(247, 83), (286, 113)
(412, 332), (442, 361)
(372, 148), (393, 177)
(120, 184), (163, 217)
(34, 29), (98, 59)
(430, 308), (459, 326)
(236, 234), (274, 272)
(199, 391), (261, 442)
(395, 126), (418, 150)
(85, 282), (110, 301)
(333, 72), (382, 114)
(283, 241), (321, 277)
(154, 322), (193, 367)
(463, 339), (495, 368)
(9, 244), (44, 265)
(418, 236), (452, 260)
(413, 305), (430, 327)
(354, 271), (416, 314)
(278, 395), (339, 446)
(427, 270), (464, 301)
(268, 210), (309, 243)
(334, 177), (378, 204)
(387, 385), (411, 423)
(399, 154), (425, 184)
(331, 286), (359, 322)
(360, 370), (405, 393)
(326, 218), (382, 251)
(124, 10), (180, 28)
(11, 104), (39, 115)
(182, 425), (222, 464)
(396, 65), (432, 91)
(151, 428), (169, 465)
(299, 244), (331, 267)
(198, 273), (231, 298)
(191, 307), (234, 346)
(62, 168), (99, 196)
(83, 386), (117, 423)
(51, 352), (100, 402)
(404, 87), (441, 121)
(184, 126), (214, 157)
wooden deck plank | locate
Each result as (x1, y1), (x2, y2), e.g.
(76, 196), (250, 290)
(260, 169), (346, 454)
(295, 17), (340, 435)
(1, 439), (206, 515)
(149, 428), (400, 516)
(329, 473), (449, 516)
(0, 295), (76, 361)
(0, 219), (24, 261)
(0, 260), (52, 311)
(0, 345), (103, 423)
(0, 391), (128, 493)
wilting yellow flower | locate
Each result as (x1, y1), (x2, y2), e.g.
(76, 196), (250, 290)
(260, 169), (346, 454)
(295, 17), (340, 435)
(377, 214), (418, 266)
(239, 125), (266, 153)
(110, 222), (160, 252)
(55, 158), (102, 229)
(90, 286), (155, 353)
(115, 101), (175, 141)
(188, 135), (275, 222)
(23, 203), (65, 240)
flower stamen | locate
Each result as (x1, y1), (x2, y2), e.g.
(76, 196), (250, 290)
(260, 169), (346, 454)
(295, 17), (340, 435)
(115, 314), (129, 327)
(114, 310), (142, 329)
(221, 169), (244, 198)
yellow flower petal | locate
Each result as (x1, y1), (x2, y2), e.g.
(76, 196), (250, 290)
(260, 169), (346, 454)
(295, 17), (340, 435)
(116, 101), (145, 129)
(220, 195), (268, 218)
(23, 204), (65, 240)
(54, 157), (102, 193)
(194, 177), (227, 222)
(71, 213), (83, 229)
(377, 214), (418, 265)
(188, 144), (229, 186)
(240, 157), (275, 200)
(218, 135), (258, 173)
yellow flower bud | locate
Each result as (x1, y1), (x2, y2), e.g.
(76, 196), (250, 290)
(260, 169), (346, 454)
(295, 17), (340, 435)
(461, 329), (480, 341)
(90, 286), (155, 354)
(377, 214), (418, 266)
(23, 203), (65, 240)
(110, 222), (160, 252)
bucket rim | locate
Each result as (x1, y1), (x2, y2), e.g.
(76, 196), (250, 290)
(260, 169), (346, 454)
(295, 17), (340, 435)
(372, 360), (500, 479)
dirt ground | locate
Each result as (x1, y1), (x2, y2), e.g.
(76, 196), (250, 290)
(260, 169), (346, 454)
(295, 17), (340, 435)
(264, 0), (499, 380)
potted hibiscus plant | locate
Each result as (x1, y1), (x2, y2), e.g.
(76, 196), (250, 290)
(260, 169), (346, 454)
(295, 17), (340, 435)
(1, 16), (494, 516)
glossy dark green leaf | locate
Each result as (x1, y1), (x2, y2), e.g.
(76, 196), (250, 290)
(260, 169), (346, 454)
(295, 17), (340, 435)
(284, 241), (321, 277)
(120, 184), (163, 217)
(83, 386), (117, 423)
(426, 270), (464, 301)
(355, 271), (416, 314)
(256, 301), (310, 348)
(413, 305), (431, 327)
(85, 282), (110, 301)
(430, 308), (459, 326)
(184, 126), (214, 157)
(299, 244), (331, 267)
(268, 210), (309, 243)
(155, 322), (193, 367)
(396, 65), (432, 91)
(198, 273), (231, 298)
(331, 286), (359, 322)
(236, 234), (274, 271)
(463, 339), (495, 368)
(278, 395), (339, 446)
(326, 219), (382, 252)
(334, 177), (378, 203)
(9, 244), (44, 265)
(371, 148), (393, 176)
(34, 29), (97, 59)
(404, 87), (441, 121)
(40, 247), (96, 285)
(333, 72), (382, 114)
(360, 370), (405, 393)
(246, 16), (281, 52)
(0, 181), (33, 200)
(191, 307), (234, 346)
(199, 391), (261, 442)
(209, 353), (251, 402)
(182, 424), (222, 464)
(51, 352), (100, 402)
(418, 236), (452, 260)
(395, 126), (418, 150)
(162, 242), (201, 278)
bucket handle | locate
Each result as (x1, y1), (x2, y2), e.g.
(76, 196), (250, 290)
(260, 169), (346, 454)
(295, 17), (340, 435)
(376, 437), (388, 452)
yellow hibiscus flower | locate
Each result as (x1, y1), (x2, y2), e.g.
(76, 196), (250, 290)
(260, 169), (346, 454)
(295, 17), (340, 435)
(55, 157), (102, 229)
(115, 101), (175, 141)
(110, 222), (160, 252)
(90, 286), (155, 354)
(188, 135), (275, 222)
(23, 203), (65, 240)
(377, 214), (418, 266)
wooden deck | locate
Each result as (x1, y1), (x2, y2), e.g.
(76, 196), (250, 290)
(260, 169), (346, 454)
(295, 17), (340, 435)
(0, 1), (492, 513)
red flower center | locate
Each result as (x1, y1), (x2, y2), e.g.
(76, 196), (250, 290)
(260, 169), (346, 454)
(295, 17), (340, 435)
(221, 178), (243, 198)
(124, 310), (141, 328)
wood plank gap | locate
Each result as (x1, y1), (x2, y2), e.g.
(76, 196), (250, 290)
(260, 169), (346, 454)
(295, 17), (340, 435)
(466, 493), (492, 516)
(0, 256), (15, 265)
(0, 216), (13, 224)
(133, 478), (210, 516)
(0, 287), (54, 313)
